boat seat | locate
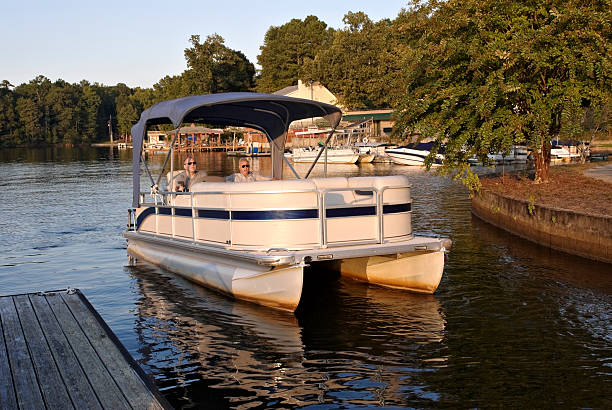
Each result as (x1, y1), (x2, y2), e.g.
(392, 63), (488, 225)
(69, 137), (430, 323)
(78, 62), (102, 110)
(189, 179), (319, 210)
(348, 175), (411, 204)
(348, 175), (410, 189)
(310, 177), (348, 190)
(166, 170), (185, 187)
(310, 177), (355, 206)
(199, 176), (226, 182)
(190, 179), (317, 193)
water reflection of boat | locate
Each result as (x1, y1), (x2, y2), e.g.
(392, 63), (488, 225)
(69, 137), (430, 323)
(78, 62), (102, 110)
(345, 277), (445, 342)
(128, 260), (303, 353)
(296, 266), (446, 347)
(128, 260), (449, 407)
(127, 260), (315, 406)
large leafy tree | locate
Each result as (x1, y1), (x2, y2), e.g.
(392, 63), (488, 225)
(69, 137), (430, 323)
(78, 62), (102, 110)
(114, 84), (140, 136)
(393, 0), (611, 183)
(46, 79), (83, 144)
(303, 12), (398, 108)
(13, 76), (53, 144)
(80, 82), (102, 142)
(0, 81), (18, 146)
(257, 16), (334, 92)
(183, 34), (255, 94)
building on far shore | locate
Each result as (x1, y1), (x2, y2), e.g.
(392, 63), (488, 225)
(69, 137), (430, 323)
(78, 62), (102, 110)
(274, 79), (339, 106)
(274, 80), (395, 143)
(341, 109), (395, 141)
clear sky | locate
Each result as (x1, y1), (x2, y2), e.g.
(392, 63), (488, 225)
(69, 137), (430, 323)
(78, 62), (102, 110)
(1, 0), (409, 88)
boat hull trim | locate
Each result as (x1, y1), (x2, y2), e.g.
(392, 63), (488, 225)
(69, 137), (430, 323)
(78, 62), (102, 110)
(126, 231), (305, 311)
(124, 230), (450, 311)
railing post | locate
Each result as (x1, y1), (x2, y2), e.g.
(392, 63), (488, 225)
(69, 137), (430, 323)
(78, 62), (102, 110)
(377, 187), (384, 244)
(228, 192), (233, 247)
(191, 192), (196, 242)
(322, 190), (328, 247)
(128, 209), (133, 231)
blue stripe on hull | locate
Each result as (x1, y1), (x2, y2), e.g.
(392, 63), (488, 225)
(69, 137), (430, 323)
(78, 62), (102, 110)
(232, 209), (318, 220)
(198, 209), (230, 219)
(136, 202), (412, 229)
(326, 206), (376, 217)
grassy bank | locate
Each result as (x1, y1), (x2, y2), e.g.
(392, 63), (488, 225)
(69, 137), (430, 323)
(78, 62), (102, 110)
(479, 162), (612, 217)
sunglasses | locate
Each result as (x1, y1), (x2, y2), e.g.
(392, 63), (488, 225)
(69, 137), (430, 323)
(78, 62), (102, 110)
(241, 164), (250, 168)
(186, 161), (196, 165)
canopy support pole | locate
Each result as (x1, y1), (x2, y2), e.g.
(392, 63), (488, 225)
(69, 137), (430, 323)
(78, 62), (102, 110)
(305, 125), (338, 179)
(155, 130), (180, 190)
(140, 152), (157, 192)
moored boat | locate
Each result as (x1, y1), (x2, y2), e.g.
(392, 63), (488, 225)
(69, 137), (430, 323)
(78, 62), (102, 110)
(467, 145), (529, 165)
(124, 93), (451, 311)
(385, 142), (444, 166)
(291, 147), (359, 164)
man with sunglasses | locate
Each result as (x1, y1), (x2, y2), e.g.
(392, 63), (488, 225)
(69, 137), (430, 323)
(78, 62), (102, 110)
(226, 157), (266, 182)
(175, 154), (207, 191)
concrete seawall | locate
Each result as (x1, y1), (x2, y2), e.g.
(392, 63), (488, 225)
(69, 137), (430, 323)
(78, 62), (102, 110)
(471, 189), (612, 264)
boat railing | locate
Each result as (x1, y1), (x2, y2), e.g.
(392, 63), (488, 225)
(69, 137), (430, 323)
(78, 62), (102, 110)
(129, 183), (411, 250)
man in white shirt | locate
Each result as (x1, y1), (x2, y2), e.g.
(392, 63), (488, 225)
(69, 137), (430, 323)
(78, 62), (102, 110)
(226, 157), (267, 182)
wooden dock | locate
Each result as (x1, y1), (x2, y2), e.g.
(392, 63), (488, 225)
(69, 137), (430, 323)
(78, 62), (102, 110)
(0, 289), (170, 409)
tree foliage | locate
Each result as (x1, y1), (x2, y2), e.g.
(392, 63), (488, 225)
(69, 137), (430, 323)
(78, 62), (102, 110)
(393, 0), (612, 183)
(303, 12), (399, 109)
(184, 34), (255, 95)
(257, 16), (334, 93)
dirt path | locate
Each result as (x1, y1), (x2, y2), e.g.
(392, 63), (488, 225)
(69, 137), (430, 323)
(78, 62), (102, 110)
(584, 163), (612, 184)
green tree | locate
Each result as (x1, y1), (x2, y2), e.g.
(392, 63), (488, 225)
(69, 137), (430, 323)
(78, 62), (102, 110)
(81, 82), (102, 142)
(303, 12), (397, 108)
(14, 76), (52, 143)
(257, 16), (334, 92)
(46, 80), (83, 144)
(393, 0), (612, 183)
(0, 81), (19, 146)
(15, 96), (43, 144)
(116, 87), (139, 136)
(153, 74), (189, 102)
(183, 34), (255, 94)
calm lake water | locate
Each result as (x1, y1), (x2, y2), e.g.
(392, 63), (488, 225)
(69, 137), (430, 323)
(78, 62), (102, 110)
(0, 147), (610, 409)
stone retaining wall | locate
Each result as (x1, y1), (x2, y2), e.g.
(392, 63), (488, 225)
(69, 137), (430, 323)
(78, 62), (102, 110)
(471, 189), (612, 264)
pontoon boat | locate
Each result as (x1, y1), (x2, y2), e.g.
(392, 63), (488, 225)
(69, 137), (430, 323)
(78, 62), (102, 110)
(124, 93), (451, 311)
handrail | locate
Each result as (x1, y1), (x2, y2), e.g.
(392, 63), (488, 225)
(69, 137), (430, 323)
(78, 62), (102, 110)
(135, 184), (411, 248)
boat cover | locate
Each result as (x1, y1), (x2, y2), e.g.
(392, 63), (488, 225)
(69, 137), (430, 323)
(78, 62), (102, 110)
(131, 92), (342, 207)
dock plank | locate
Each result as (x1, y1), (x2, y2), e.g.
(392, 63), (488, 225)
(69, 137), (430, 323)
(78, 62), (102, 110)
(28, 294), (104, 410)
(0, 296), (45, 409)
(1, 289), (169, 410)
(13, 295), (74, 409)
(43, 293), (131, 410)
(0, 309), (18, 410)
(61, 291), (165, 410)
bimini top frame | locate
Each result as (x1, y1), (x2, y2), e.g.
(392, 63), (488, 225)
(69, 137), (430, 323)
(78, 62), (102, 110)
(131, 92), (342, 207)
